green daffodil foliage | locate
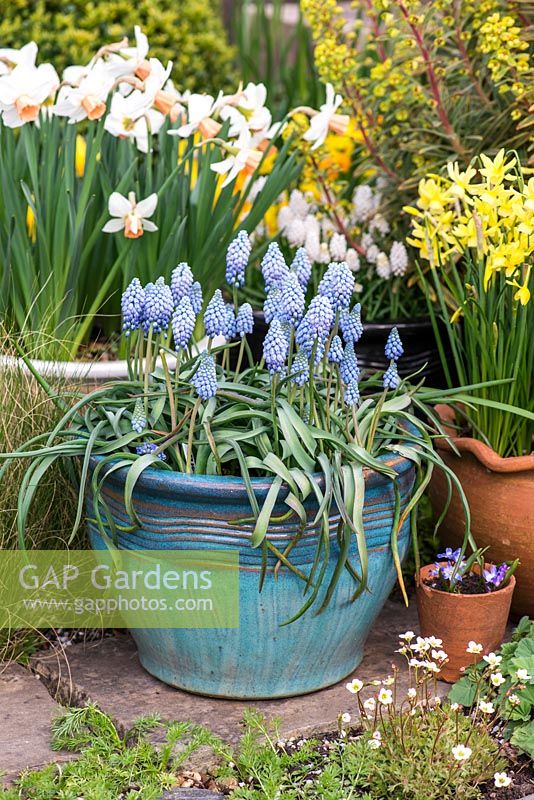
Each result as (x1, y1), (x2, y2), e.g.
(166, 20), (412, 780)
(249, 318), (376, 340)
(3, 234), (508, 619)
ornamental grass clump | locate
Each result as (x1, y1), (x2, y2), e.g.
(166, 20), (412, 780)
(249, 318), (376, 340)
(2, 230), (481, 615)
(407, 149), (534, 457)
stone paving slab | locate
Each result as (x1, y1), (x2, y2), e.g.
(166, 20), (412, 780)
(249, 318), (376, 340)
(0, 664), (74, 785)
(32, 601), (437, 748)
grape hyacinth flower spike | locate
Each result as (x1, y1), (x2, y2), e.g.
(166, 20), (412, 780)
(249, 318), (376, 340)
(122, 277), (145, 335)
(204, 289), (228, 338)
(264, 318), (289, 376)
(385, 327), (404, 361)
(136, 442), (167, 461)
(235, 303), (254, 337)
(170, 262), (194, 305)
(131, 397), (147, 433)
(281, 270), (305, 326)
(189, 281), (203, 315)
(264, 287), (282, 324)
(142, 277), (174, 335)
(340, 303), (363, 344)
(344, 379), (360, 407)
(383, 361), (400, 390)
(290, 350), (310, 387)
(261, 242), (289, 290)
(318, 261), (354, 311)
(226, 230), (251, 288)
(191, 353), (218, 401)
(305, 295), (334, 342)
(340, 341), (360, 385)
(172, 295), (196, 350)
(291, 247), (312, 290)
(328, 335), (344, 365)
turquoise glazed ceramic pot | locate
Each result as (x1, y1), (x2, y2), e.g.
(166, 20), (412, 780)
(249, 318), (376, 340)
(88, 450), (415, 699)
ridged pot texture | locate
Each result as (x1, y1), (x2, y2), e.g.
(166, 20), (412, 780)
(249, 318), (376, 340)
(88, 452), (416, 699)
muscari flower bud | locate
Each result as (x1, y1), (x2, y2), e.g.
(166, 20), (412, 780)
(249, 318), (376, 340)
(290, 350), (310, 387)
(235, 303), (254, 337)
(136, 442), (167, 461)
(171, 262), (194, 305)
(191, 353), (218, 400)
(172, 295), (196, 350)
(261, 242), (289, 290)
(263, 318), (289, 375)
(122, 277), (145, 335)
(383, 361), (400, 390)
(290, 247), (312, 289)
(131, 397), (147, 433)
(142, 277), (174, 335)
(204, 289), (228, 338)
(281, 271), (305, 326)
(385, 327), (404, 361)
(226, 230), (251, 288)
(340, 303), (363, 344)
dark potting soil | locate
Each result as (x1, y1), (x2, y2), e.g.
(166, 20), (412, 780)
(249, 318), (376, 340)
(423, 573), (502, 595)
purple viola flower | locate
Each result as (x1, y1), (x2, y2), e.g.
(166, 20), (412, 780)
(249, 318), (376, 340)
(484, 563), (508, 587)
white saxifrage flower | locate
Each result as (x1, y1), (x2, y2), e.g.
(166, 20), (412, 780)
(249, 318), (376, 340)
(478, 699), (495, 714)
(346, 678), (363, 694)
(363, 697), (376, 712)
(378, 688), (393, 706)
(407, 687), (417, 700)
(102, 191), (158, 238)
(0, 56), (59, 127)
(516, 669), (531, 682)
(466, 641), (483, 655)
(340, 712), (351, 724)
(483, 652), (502, 668)
(494, 772), (512, 788)
(452, 744), (472, 761)
(303, 83), (349, 150)
(490, 671), (506, 687)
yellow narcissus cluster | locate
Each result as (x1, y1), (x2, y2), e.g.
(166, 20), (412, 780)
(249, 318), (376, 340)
(405, 150), (533, 305)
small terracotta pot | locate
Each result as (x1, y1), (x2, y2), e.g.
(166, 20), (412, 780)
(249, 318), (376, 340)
(416, 563), (515, 682)
(428, 404), (534, 619)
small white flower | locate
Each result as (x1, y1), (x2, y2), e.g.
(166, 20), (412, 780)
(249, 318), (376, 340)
(466, 641), (483, 655)
(368, 737), (381, 749)
(346, 678), (363, 694)
(329, 232), (348, 260)
(424, 662), (441, 674)
(363, 698), (376, 712)
(508, 694), (521, 706)
(372, 730), (382, 741)
(431, 649), (448, 662)
(478, 699), (495, 715)
(409, 658), (423, 668)
(105, 90), (164, 153)
(53, 61), (113, 123)
(345, 247), (360, 272)
(483, 652), (502, 668)
(102, 191), (158, 238)
(452, 744), (472, 761)
(516, 669), (531, 682)
(376, 251), (391, 280)
(407, 688), (417, 700)
(302, 82), (349, 150)
(289, 189), (309, 219)
(352, 185), (377, 222)
(399, 631), (415, 642)
(450, 703), (461, 711)
(490, 672), (506, 688)
(340, 712), (351, 724)
(494, 772), (512, 788)
(170, 92), (220, 138)
(378, 688), (393, 706)
(414, 637), (431, 653)
(382, 676), (395, 686)
(426, 636), (443, 648)
(389, 241), (409, 277)
(220, 81), (271, 136)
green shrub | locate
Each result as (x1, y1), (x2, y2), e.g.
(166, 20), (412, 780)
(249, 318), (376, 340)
(0, 0), (236, 93)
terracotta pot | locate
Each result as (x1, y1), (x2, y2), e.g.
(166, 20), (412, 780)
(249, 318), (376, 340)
(416, 563), (515, 682)
(428, 404), (534, 619)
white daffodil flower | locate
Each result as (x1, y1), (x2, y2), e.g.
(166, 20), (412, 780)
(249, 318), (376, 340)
(0, 58), (59, 127)
(210, 129), (263, 187)
(104, 89), (164, 152)
(53, 62), (113, 123)
(102, 191), (158, 238)
(106, 25), (150, 81)
(169, 92), (222, 138)
(0, 41), (38, 76)
(220, 82), (272, 136)
(303, 83), (349, 150)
